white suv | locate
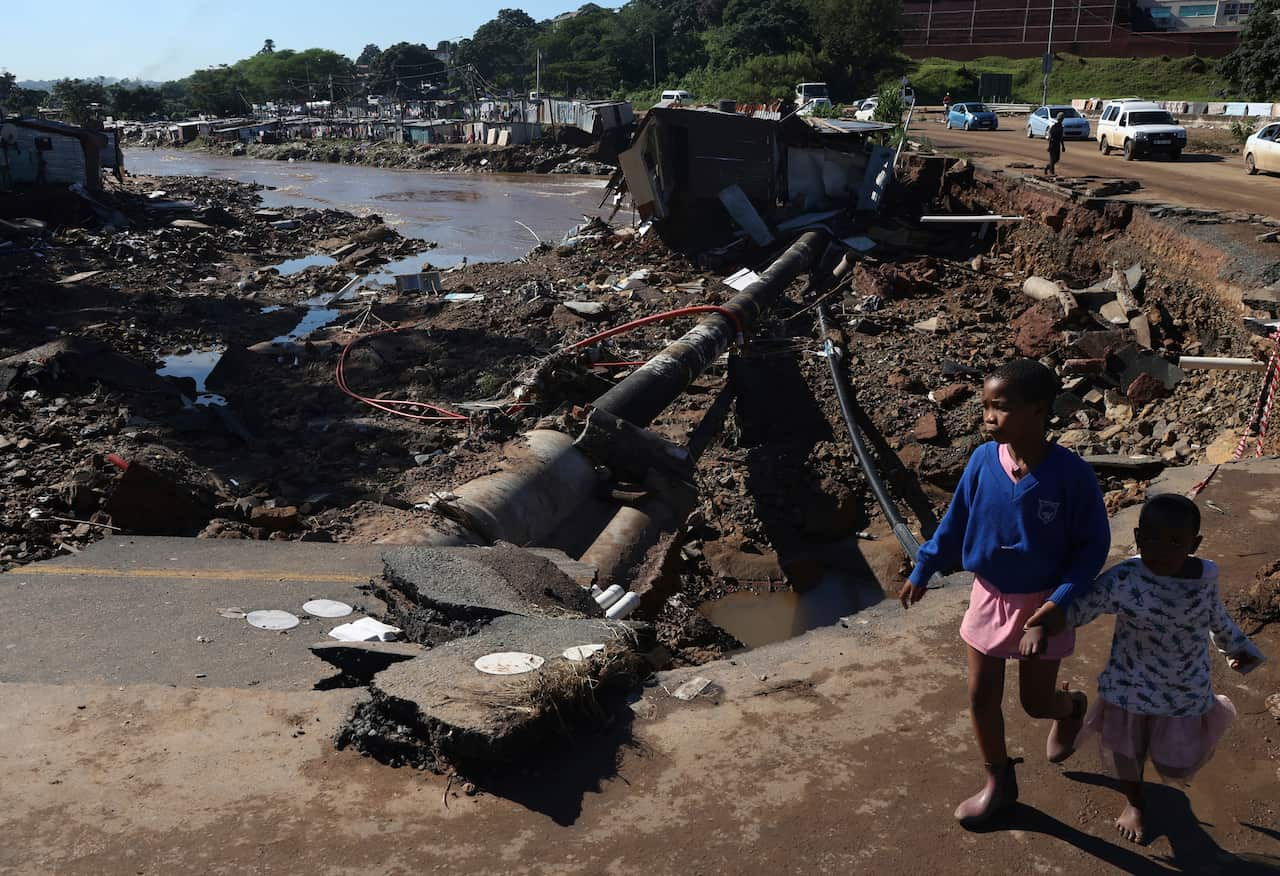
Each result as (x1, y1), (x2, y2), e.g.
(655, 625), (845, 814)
(1096, 100), (1187, 161)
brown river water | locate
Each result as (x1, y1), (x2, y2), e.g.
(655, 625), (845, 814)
(124, 149), (624, 265)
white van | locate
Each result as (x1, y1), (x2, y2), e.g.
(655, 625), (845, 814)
(660, 90), (692, 104)
(1096, 99), (1187, 161)
(795, 82), (830, 107)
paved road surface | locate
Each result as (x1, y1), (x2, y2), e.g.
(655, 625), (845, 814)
(921, 113), (1280, 219)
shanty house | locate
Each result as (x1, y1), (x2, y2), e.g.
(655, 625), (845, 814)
(0, 118), (108, 191)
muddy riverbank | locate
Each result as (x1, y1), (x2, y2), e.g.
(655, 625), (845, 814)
(193, 136), (616, 176)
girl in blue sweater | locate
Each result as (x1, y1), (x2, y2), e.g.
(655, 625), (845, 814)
(900, 358), (1111, 827)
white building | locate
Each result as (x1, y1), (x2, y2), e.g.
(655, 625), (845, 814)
(1139, 0), (1254, 29)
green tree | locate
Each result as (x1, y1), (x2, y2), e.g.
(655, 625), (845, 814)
(185, 67), (249, 116)
(811, 0), (907, 97)
(535, 4), (626, 96)
(0, 71), (14, 103)
(704, 0), (814, 68)
(51, 78), (110, 125)
(371, 42), (445, 96)
(108, 82), (166, 119)
(455, 8), (542, 91)
(261, 38), (276, 54)
(357, 43), (382, 67)
(1218, 0), (1280, 99)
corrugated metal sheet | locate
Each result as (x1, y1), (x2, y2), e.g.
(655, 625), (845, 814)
(0, 123), (87, 188)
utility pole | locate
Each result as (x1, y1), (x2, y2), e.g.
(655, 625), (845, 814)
(1042, 0), (1056, 107)
(536, 49), (541, 98)
(651, 33), (657, 88)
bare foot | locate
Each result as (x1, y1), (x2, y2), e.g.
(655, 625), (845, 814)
(1115, 804), (1146, 844)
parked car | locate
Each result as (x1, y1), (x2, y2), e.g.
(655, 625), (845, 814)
(1096, 100), (1186, 160)
(1245, 122), (1280, 175)
(853, 97), (878, 121)
(1026, 105), (1091, 140)
(797, 97), (833, 117)
(946, 103), (998, 131)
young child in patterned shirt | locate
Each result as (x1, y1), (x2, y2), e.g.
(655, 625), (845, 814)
(1026, 493), (1264, 844)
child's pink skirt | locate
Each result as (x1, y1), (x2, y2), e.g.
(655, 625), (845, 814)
(959, 575), (1076, 661)
(1080, 695), (1236, 781)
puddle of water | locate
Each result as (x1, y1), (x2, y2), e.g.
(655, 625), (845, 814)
(156, 349), (227, 406)
(272, 307), (340, 344)
(699, 571), (883, 648)
(269, 253), (337, 276)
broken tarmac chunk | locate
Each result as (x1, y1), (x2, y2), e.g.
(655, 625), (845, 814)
(913, 413), (945, 444)
(1082, 454), (1165, 478)
(337, 614), (649, 769)
(249, 505), (300, 532)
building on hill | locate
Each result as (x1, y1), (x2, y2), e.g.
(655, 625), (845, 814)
(901, 0), (1246, 59)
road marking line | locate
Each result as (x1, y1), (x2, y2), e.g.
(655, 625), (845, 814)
(11, 567), (371, 584)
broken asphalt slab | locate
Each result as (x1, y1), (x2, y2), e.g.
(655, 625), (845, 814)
(340, 613), (649, 767)
(380, 544), (597, 620)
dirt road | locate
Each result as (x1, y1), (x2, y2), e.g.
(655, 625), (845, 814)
(921, 114), (1280, 219)
(3, 460), (1277, 875)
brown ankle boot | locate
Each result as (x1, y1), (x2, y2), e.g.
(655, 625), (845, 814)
(1047, 689), (1088, 763)
(954, 757), (1020, 828)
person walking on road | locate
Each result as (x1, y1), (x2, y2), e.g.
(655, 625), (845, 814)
(942, 92), (952, 121)
(1047, 112), (1066, 177)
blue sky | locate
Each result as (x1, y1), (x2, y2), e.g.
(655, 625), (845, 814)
(7, 1), (624, 82)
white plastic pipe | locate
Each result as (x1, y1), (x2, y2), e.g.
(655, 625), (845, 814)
(1178, 356), (1268, 372)
(605, 591), (641, 620)
(920, 215), (1025, 223)
(594, 584), (625, 610)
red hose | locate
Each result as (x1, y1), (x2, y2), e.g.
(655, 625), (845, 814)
(336, 326), (468, 422)
(566, 306), (743, 352)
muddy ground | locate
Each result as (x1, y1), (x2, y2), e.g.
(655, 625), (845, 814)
(2, 157), (1278, 665)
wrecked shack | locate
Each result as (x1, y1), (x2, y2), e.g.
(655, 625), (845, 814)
(0, 118), (108, 191)
(617, 104), (894, 244)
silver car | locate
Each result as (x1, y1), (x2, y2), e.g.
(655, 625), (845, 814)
(1027, 106), (1091, 140)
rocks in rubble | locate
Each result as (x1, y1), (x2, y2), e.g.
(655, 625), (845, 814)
(888, 371), (925, 393)
(913, 413), (945, 444)
(1012, 299), (1066, 357)
(913, 315), (949, 333)
(1126, 372), (1169, 405)
(249, 505), (300, 532)
(930, 384), (972, 410)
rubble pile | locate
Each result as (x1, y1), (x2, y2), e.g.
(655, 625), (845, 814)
(213, 138), (615, 176)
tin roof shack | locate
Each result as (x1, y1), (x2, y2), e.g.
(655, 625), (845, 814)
(0, 118), (108, 191)
(618, 106), (779, 245)
(209, 121), (279, 144)
(617, 106), (894, 248)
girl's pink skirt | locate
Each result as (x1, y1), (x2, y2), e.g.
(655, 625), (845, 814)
(1080, 695), (1236, 782)
(959, 575), (1076, 661)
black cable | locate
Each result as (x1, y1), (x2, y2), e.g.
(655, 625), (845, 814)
(816, 303), (922, 562)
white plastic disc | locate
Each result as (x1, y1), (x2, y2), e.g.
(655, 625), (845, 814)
(563, 644), (606, 662)
(302, 599), (353, 618)
(474, 652), (545, 675)
(247, 610), (300, 631)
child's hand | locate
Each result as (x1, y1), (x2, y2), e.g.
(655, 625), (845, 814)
(1019, 626), (1047, 657)
(1024, 601), (1066, 635)
(899, 581), (926, 609)
(1229, 653), (1260, 673)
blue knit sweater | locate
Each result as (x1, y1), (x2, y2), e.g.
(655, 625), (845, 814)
(908, 441), (1111, 607)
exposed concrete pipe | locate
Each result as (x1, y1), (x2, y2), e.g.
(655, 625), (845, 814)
(383, 232), (828, 590)
(594, 230), (829, 427)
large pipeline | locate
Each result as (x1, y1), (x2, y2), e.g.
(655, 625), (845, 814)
(595, 230), (829, 426)
(383, 230), (829, 553)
